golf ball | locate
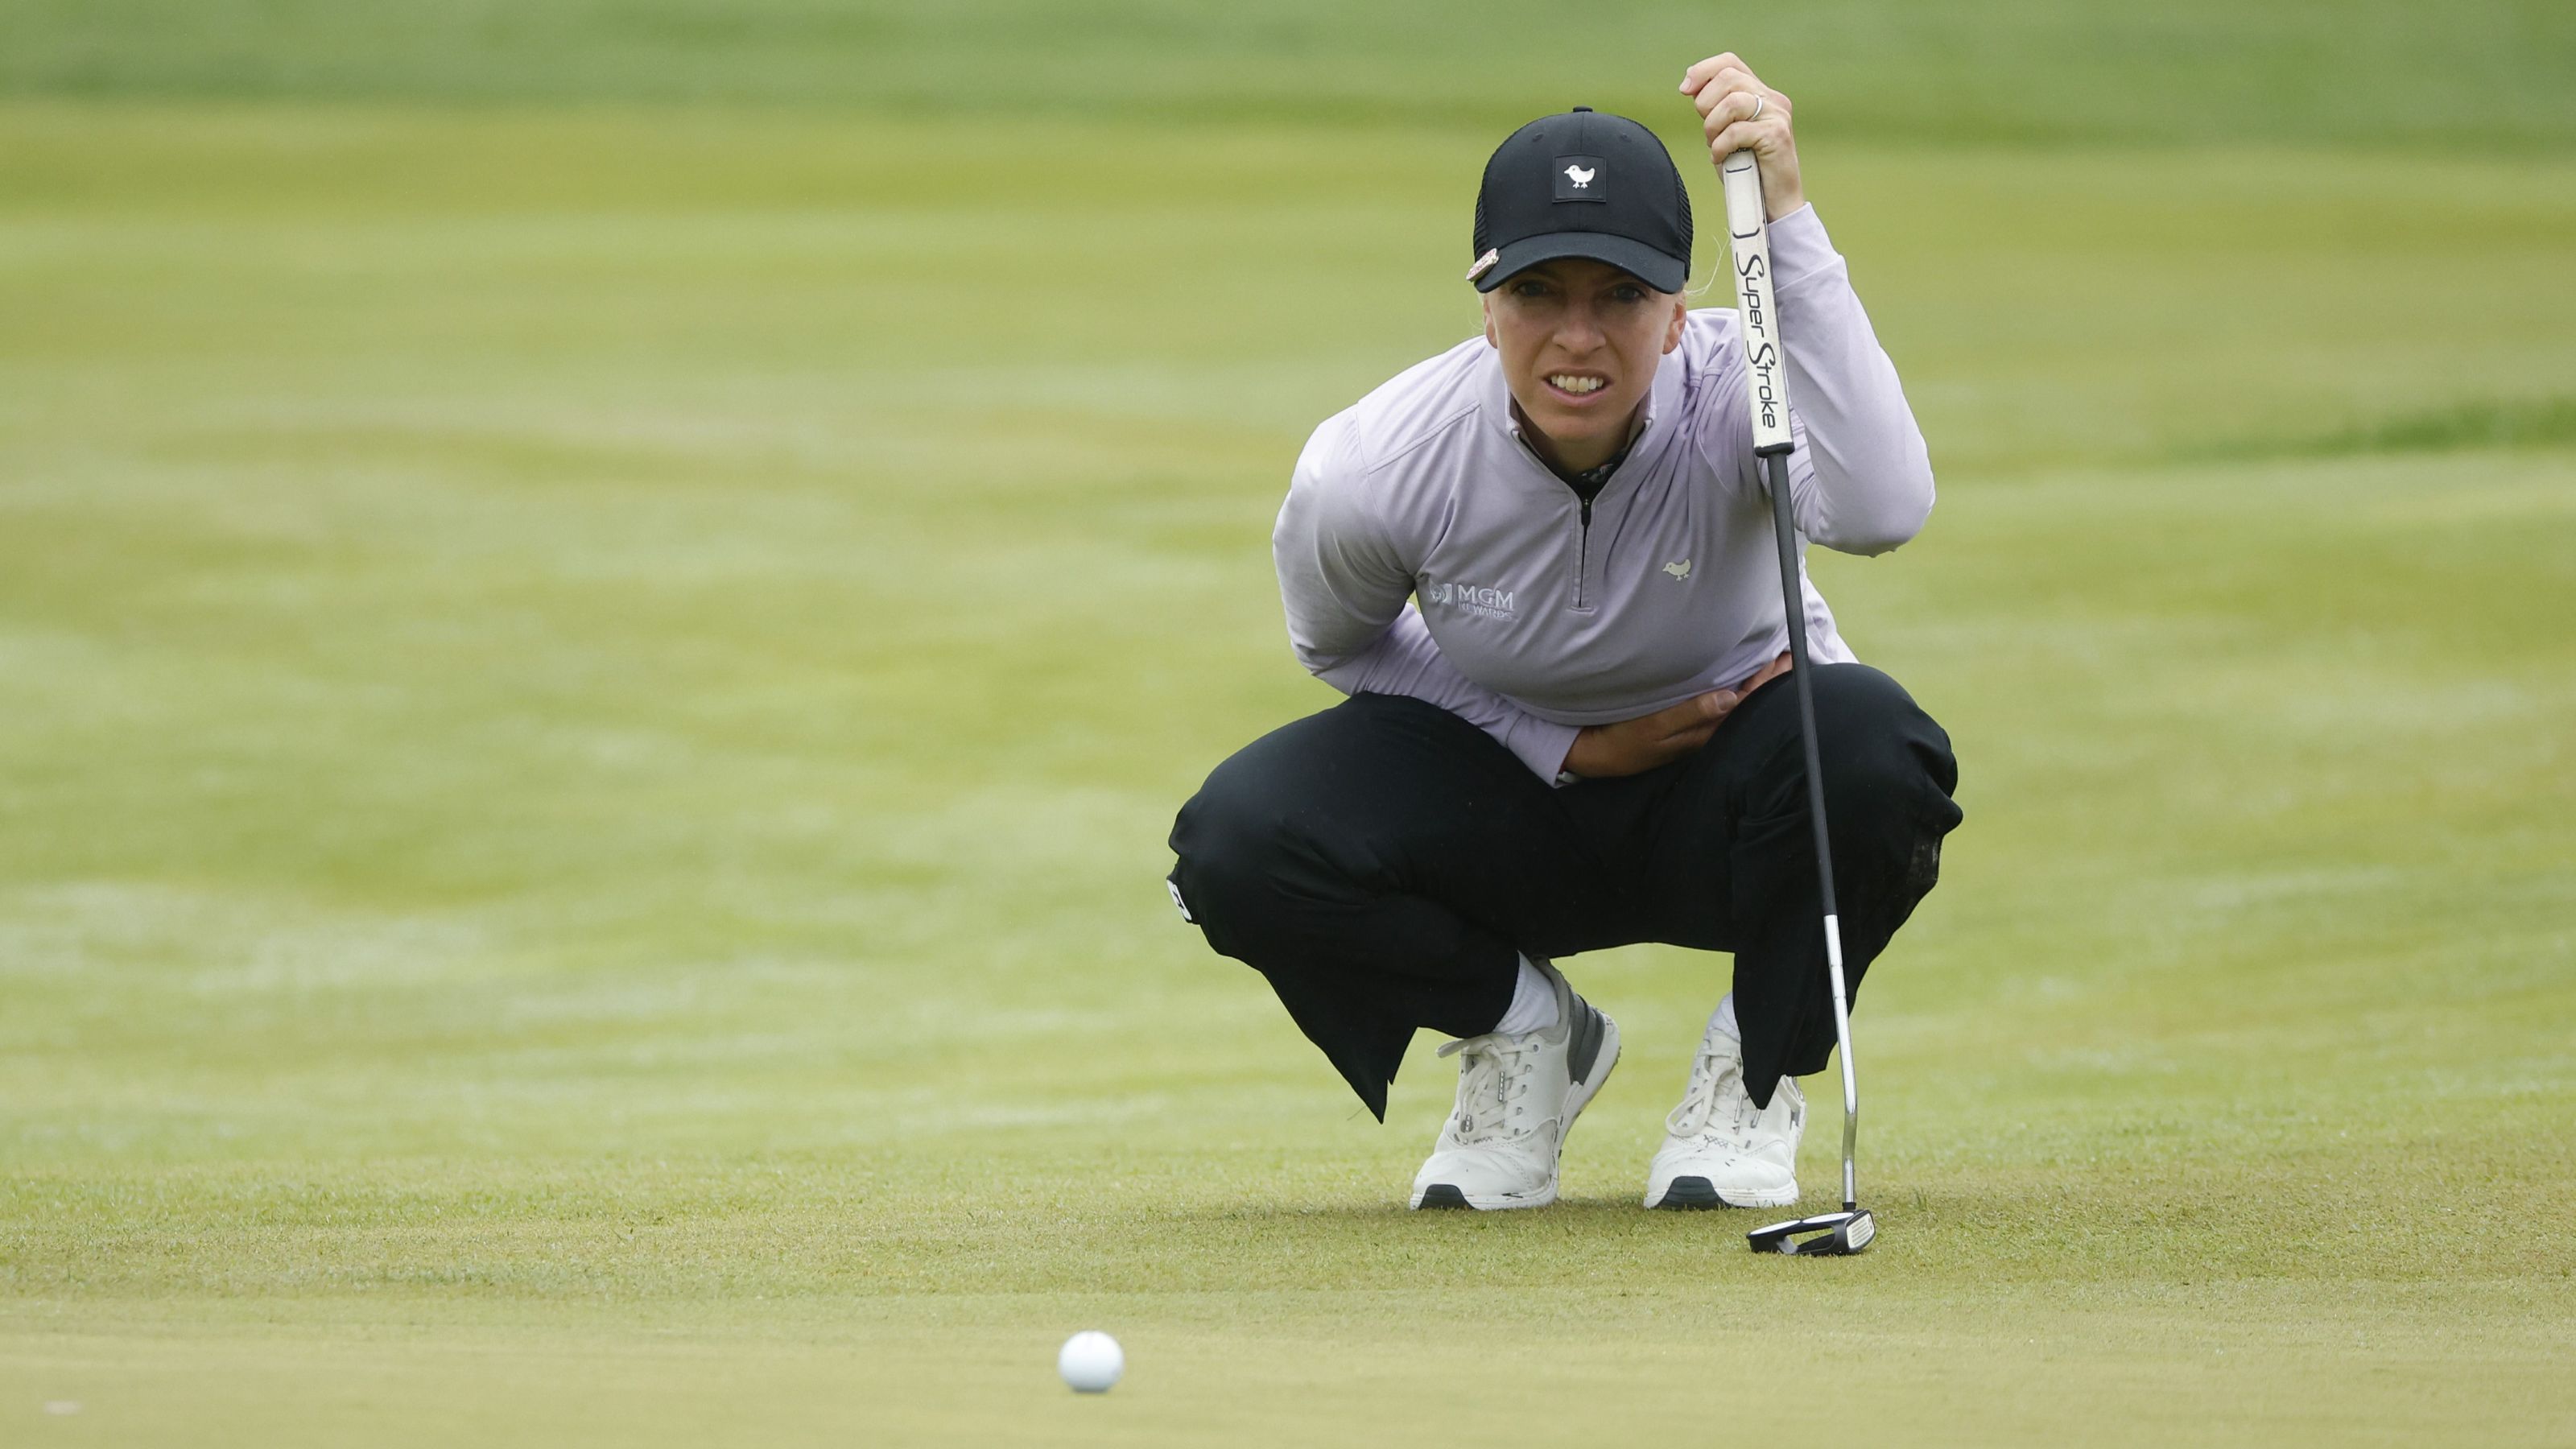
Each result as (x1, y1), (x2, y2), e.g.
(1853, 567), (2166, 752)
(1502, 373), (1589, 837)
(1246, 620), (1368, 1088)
(1057, 1330), (1124, 1393)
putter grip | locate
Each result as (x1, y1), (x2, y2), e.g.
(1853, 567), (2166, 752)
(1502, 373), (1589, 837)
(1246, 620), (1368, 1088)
(1720, 151), (1794, 456)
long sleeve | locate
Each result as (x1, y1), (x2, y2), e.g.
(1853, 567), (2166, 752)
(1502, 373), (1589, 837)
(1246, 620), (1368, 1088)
(1274, 418), (1583, 782)
(1707, 204), (1935, 556)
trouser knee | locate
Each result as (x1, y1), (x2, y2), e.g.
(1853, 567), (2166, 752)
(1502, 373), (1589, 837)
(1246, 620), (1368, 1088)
(1806, 664), (1962, 890)
(1166, 758), (1291, 950)
(1807, 666), (1958, 797)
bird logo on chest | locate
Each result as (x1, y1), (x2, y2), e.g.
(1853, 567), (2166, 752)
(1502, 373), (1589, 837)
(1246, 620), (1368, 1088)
(1663, 559), (1693, 580)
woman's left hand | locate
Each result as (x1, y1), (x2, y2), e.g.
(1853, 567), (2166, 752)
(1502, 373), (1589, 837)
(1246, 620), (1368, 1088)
(1679, 52), (1803, 221)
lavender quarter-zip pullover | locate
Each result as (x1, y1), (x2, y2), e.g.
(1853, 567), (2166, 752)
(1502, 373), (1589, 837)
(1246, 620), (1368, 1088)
(1273, 204), (1934, 782)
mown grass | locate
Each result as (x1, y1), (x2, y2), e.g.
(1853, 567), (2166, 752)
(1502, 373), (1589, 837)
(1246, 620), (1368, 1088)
(2, 4), (2574, 1443)
(6, 0), (2574, 149)
(2260, 395), (2576, 457)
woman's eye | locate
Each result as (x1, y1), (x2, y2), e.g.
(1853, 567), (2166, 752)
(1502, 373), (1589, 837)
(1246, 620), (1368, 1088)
(1610, 286), (1645, 303)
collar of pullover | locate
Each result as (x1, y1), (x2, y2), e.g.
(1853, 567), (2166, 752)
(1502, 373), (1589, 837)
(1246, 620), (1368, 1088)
(1506, 399), (1638, 501)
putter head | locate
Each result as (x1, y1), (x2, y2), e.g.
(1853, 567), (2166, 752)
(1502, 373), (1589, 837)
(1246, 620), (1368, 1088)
(1746, 1208), (1875, 1257)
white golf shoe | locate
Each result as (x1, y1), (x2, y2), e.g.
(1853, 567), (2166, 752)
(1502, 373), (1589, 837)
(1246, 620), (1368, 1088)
(1410, 964), (1619, 1211)
(1642, 1017), (1804, 1210)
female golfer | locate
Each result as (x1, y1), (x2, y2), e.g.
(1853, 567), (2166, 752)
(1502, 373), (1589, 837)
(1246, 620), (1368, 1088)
(1166, 54), (1963, 1211)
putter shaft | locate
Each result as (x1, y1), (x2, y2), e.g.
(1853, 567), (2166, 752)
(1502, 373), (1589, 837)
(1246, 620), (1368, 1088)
(1765, 451), (1859, 1213)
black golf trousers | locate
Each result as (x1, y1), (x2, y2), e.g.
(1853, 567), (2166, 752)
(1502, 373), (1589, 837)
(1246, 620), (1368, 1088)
(1166, 663), (1961, 1121)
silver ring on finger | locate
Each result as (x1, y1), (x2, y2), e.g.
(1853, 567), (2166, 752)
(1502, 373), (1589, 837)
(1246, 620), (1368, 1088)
(1748, 93), (1765, 121)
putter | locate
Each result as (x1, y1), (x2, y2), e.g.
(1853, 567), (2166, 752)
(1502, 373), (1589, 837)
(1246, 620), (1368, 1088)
(1719, 147), (1874, 1258)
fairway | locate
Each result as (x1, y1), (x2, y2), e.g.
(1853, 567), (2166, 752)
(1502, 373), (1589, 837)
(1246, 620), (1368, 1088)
(5, 5), (2576, 1444)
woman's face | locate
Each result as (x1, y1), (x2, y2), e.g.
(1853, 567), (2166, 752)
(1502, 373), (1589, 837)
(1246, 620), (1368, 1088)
(1483, 259), (1688, 464)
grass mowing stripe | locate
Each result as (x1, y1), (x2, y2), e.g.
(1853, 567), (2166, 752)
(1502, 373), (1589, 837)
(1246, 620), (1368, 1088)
(5, 0), (2574, 150)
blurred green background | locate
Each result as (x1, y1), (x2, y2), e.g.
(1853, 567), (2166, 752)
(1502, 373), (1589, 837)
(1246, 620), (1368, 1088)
(3, 4), (2573, 1446)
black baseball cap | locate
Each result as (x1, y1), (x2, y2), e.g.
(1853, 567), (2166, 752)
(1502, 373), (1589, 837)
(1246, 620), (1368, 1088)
(1468, 107), (1693, 294)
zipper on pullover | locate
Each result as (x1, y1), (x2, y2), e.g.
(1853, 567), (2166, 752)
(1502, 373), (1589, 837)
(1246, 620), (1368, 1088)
(1509, 419), (1626, 616)
(1573, 496), (1593, 610)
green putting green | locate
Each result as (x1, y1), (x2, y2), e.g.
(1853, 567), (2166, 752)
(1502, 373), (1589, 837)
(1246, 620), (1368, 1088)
(3, 4), (2574, 1443)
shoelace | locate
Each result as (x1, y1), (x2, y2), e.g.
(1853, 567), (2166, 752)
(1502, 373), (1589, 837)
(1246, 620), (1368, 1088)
(1436, 1032), (1541, 1145)
(1663, 1042), (1754, 1146)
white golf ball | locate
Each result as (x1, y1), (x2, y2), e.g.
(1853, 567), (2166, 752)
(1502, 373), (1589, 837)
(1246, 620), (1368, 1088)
(1057, 1331), (1124, 1393)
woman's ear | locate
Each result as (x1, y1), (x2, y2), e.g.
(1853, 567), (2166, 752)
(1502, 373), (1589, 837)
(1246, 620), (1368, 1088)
(1482, 293), (1499, 349)
(1663, 295), (1688, 354)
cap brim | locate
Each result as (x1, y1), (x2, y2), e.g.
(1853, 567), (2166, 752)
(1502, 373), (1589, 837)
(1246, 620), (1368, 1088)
(1472, 231), (1686, 293)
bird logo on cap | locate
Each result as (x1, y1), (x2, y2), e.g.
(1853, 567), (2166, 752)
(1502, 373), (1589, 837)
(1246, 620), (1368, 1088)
(1564, 164), (1596, 188)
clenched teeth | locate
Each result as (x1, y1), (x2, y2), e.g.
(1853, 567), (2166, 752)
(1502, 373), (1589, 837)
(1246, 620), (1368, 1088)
(1547, 374), (1606, 394)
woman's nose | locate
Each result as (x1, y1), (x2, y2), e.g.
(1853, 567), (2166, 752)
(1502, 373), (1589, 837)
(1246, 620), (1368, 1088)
(1557, 304), (1605, 352)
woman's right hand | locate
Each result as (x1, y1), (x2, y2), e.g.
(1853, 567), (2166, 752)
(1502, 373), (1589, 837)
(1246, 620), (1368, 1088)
(1561, 652), (1791, 778)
